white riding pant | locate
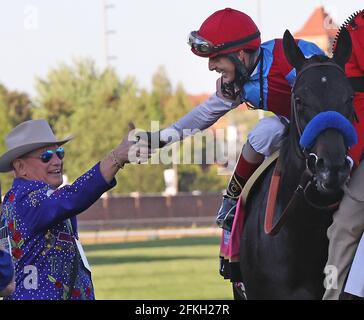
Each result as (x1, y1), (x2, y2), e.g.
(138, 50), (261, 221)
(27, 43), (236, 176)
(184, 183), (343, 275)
(247, 115), (288, 156)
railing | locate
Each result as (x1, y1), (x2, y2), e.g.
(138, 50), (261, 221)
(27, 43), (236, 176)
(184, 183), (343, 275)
(77, 192), (222, 231)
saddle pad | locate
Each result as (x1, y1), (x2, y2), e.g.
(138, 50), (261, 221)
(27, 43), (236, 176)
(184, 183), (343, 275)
(241, 151), (279, 204)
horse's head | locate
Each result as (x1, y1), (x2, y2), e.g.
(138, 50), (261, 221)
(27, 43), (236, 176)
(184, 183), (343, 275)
(283, 29), (356, 195)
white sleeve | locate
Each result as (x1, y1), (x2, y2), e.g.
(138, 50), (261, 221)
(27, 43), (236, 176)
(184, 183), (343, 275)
(160, 93), (239, 144)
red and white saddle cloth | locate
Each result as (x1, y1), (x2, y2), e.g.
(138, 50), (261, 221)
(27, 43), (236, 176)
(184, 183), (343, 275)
(219, 197), (246, 281)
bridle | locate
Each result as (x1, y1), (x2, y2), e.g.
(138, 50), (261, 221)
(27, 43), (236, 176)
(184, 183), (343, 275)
(290, 61), (354, 170)
(293, 61), (354, 200)
(291, 62), (347, 155)
(264, 61), (353, 235)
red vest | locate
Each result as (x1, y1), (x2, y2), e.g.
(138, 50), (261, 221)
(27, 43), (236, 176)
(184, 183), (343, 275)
(345, 11), (364, 164)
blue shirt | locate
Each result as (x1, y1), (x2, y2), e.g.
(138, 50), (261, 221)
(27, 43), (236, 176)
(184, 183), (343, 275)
(241, 38), (325, 117)
(1, 163), (116, 300)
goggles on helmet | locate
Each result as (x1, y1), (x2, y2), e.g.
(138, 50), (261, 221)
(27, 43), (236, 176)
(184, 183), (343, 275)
(188, 30), (260, 57)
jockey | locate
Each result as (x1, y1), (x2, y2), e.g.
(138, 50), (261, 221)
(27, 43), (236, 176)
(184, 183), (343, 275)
(139, 7), (323, 288)
(152, 7), (323, 230)
(323, 9), (364, 300)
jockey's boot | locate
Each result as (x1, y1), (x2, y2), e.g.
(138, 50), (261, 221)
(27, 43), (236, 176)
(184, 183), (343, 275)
(232, 282), (248, 300)
(216, 152), (262, 231)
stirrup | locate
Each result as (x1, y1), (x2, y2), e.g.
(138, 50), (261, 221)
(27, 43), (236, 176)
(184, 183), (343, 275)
(221, 211), (235, 232)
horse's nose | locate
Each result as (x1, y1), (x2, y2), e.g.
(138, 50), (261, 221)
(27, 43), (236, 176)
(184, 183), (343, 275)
(315, 156), (350, 190)
(315, 155), (347, 173)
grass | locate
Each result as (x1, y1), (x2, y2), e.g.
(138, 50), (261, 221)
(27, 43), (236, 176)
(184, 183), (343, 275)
(83, 236), (233, 300)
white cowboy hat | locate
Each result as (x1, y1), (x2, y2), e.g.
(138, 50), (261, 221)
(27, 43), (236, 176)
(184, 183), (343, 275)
(0, 119), (74, 172)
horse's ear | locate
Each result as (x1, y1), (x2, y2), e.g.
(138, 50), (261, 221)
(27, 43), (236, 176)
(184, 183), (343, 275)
(283, 29), (306, 71)
(332, 28), (352, 68)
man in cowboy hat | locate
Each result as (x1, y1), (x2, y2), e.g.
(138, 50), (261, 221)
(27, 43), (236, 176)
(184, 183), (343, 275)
(0, 119), (152, 300)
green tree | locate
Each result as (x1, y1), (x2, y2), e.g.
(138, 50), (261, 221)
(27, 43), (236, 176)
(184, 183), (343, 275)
(163, 83), (192, 126)
(32, 59), (170, 194)
(0, 84), (32, 126)
(33, 59), (121, 129)
(0, 100), (14, 193)
(147, 66), (172, 124)
(0, 85), (32, 192)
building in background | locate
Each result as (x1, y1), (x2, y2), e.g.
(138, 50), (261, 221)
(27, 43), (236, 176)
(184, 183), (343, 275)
(294, 6), (339, 55)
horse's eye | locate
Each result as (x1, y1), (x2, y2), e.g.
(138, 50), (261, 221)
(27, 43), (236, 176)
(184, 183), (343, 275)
(295, 97), (301, 104)
(295, 97), (304, 112)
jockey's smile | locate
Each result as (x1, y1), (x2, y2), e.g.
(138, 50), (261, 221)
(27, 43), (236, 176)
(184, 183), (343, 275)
(208, 55), (236, 82)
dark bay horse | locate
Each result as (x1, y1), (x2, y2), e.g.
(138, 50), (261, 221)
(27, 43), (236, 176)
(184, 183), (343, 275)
(239, 29), (356, 299)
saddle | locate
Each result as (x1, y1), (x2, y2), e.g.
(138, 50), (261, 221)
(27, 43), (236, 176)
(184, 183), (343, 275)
(241, 151), (279, 204)
(219, 151), (280, 282)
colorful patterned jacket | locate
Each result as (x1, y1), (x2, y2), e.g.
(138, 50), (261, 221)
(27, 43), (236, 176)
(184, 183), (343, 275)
(1, 163), (115, 300)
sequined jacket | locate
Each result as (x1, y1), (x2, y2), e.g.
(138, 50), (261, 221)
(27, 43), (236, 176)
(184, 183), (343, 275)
(1, 163), (116, 300)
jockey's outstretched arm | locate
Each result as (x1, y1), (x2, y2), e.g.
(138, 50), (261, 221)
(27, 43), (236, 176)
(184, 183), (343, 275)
(159, 93), (239, 145)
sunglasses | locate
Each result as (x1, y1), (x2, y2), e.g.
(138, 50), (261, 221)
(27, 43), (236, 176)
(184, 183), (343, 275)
(38, 147), (65, 163)
(187, 30), (260, 56)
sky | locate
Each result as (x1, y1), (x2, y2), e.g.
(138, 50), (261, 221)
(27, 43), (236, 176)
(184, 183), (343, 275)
(0, 0), (362, 98)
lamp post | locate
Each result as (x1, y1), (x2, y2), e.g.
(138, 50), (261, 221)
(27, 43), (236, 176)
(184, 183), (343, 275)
(102, 0), (117, 66)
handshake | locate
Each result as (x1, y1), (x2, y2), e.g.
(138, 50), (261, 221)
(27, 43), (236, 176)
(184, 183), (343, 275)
(134, 130), (169, 149)
(112, 124), (169, 168)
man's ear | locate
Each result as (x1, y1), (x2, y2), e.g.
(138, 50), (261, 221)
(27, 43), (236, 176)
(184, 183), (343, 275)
(12, 159), (26, 176)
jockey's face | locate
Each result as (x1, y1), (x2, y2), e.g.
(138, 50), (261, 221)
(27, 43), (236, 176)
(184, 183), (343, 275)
(208, 50), (253, 84)
(13, 145), (64, 188)
(208, 55), (236, 83)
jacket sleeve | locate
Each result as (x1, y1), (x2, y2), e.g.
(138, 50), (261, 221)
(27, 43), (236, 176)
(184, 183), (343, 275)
(17, 163), (116, 235)
(347, 17), (364, 75)
(160, 93), (239, 144)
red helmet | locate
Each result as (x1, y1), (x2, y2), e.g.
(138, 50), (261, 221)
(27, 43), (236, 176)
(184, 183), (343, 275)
(188, 8), (261, 58)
